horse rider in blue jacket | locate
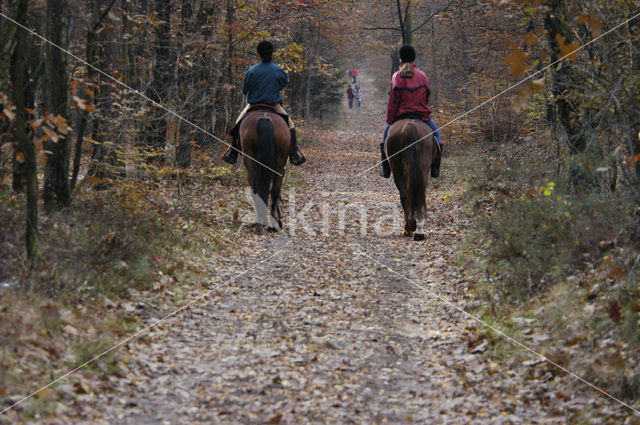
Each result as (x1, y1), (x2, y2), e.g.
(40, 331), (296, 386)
(222, 41), (306, 165)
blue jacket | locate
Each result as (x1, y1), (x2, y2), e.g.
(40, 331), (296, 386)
(242, 61), (289, 105)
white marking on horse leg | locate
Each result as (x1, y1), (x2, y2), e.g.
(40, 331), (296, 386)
(251, 191), (268, 226)
(415, 218), (425, 236)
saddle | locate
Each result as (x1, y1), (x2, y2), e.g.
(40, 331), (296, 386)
(395, 111), (424, 121)
(229, 104), (289, 136)
(247, 104), (289, 123)
(394, 112), (441, 153)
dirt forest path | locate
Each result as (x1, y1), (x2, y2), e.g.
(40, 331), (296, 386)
(58, 73), (621, 424)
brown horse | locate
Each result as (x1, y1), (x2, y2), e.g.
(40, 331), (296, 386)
(239, 110), (290, 232)
(385, 119), (437, 241)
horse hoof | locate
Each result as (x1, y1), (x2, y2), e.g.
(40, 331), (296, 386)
(403, 230), (413, 237)
(414, 233), (425, 241)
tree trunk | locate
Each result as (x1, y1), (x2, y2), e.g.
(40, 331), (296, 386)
(544, 0), (595, 188)
(71, 0), (116, 189)
(223, 0), (236, 133)
(144, 0), (172, 160)
(0, 0), (18, 95)
(11, 0), (39, 258)
(175, 0), (193, 168)
(544, 0), (586, 154)
(43, 0), (71, 212)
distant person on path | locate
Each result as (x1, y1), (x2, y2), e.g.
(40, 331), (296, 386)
(222, 40), (305, 165)
(350, 67), (358, 84)
(354, 84), (362, 108)
(380, 44), (442, 179)
(346, 84), (355, 109)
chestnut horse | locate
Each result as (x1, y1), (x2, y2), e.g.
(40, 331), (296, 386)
(239, 110), (290, 232)
(385, 119), (438, 241)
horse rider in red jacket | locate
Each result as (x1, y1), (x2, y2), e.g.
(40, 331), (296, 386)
(381, 45), (441, 178)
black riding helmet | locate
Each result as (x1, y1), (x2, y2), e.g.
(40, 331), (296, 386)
(257, 41), (274, 62)
(399, 44), (416, 63)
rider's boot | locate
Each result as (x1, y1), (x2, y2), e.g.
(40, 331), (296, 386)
(430, 144), (442, 178)
(380, 143), (391, 178)
(222, 131), (240, 164)
(289, 129), (306, 166)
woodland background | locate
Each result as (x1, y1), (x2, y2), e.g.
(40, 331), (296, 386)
(1, 0), (640, 421)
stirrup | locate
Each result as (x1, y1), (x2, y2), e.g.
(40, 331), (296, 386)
(290, 152), (306, 166)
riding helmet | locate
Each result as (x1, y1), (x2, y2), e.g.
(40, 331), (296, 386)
(399, 45), (416, 63)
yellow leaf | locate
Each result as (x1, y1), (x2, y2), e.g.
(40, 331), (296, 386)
(15, 151), (25, 163)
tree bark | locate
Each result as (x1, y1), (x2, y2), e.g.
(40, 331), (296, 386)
(175, 0), (194, 168)
(43, 0), (71, 212)
(71, 0), (116, 190)
(0, 0), (18, 95)
(144, 0), (172, 161)
(544, 0), (586, 154)
(11, 0), (39, 258)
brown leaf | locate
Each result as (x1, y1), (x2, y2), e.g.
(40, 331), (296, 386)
(608, 264), (627, 279)
(73, 380), (91, 394)
(524, 33), (538, 47)
(607, 300), (621, 323)
(54, 114), (70, 135)
(266, 414), (282, 424)
(3, 107), (15, 121)
(555, 34), (580, 62)
(36, 387), (56, 402)
(0, 142), (14, 153)
(504, 46), (528, 78)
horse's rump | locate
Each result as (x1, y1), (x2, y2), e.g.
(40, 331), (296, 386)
(386, 119), (435, 238)
(239, 111), (290, 231)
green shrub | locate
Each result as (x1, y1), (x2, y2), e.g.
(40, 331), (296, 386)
(485, 181), (631, 298)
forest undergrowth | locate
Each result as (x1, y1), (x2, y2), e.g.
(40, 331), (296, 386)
(451, 132), (640, 409)
(0, 156), (261, 418)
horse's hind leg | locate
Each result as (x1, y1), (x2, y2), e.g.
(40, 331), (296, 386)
(251, 190), (269, 229)
(400, 194), (412, 237)
(268, 176), (284, 231)
(414, 218), (425, 241)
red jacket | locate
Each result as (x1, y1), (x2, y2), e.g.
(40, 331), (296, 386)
(346, 87), (354, 99)
(386, 63), (432, 125)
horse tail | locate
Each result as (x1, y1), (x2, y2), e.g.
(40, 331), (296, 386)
(254, 117), (275, 205)
(403, 123), (426, 219)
